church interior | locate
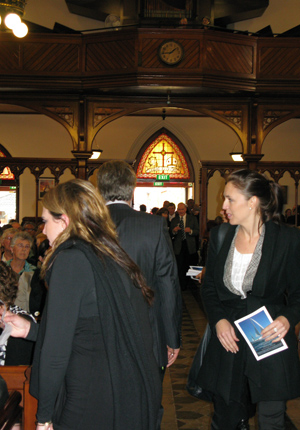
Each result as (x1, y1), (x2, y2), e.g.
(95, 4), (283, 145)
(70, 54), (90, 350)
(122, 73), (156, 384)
(1, 0), (300, 428)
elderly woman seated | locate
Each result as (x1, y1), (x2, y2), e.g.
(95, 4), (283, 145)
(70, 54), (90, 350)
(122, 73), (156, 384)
(6, 232), (46, 316)
(0, 262), (36, 365)
(0, 228), (18, 262)
(6, 232), (36, 311)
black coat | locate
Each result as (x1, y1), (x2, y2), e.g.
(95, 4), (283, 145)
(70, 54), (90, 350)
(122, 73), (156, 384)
(30, 239), (161, 429)
(108, 203), (182, 367)
(198, 221), (300, 404)
(170, 214), (199, 255)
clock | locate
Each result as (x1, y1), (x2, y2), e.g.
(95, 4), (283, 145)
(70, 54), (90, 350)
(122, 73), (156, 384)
(158, 40), (184, 66)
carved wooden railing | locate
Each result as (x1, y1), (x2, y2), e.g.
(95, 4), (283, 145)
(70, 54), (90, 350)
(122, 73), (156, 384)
(0, 28), (300, 93)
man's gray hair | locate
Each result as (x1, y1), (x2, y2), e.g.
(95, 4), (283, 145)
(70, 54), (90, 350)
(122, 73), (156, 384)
(97, 160), (136, 202)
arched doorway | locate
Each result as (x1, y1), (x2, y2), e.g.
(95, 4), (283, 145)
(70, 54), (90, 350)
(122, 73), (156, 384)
(134, 127), (194, 211)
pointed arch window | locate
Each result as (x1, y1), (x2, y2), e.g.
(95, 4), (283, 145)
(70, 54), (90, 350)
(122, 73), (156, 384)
(136, 129), (191, 180)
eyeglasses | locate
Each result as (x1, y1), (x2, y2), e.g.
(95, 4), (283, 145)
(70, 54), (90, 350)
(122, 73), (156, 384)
(15, 243), (31, 250)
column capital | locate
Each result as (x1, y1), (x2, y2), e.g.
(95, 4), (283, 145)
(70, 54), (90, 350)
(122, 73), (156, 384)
(243, 154), (264, 170)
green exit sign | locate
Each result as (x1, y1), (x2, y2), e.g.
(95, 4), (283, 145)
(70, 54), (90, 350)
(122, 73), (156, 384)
(156, 174), (169, 181)
(154, 182), (164, 186)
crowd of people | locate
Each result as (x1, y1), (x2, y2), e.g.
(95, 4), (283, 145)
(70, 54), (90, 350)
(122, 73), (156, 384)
(0, 165), (300, 430)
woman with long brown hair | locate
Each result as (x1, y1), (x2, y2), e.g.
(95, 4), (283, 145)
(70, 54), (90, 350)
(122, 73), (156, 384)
(5, 179), (161, 430)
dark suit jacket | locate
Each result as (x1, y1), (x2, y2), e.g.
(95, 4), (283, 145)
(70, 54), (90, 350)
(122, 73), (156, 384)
(170, 214), (199, 255)
(108, 203), (182, 367)
(198, 221), (300, 404)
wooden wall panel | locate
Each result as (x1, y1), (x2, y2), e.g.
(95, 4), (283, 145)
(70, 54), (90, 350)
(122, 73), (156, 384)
(0, 42), (20, 70)
(259, 46), (300, 78)
(205, 40), (254, 75)
(23, 43), (80, 72)
(85, 38), (136, 72)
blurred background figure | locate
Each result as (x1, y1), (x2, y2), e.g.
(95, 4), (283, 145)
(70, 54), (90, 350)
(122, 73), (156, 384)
(0, 261), (36, 366)
(1, 228), (18, 262)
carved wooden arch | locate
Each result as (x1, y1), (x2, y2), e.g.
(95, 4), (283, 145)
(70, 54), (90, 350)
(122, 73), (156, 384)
(134, 127), (194, 182)
(179, 105), (247, 153)
(88, 102), (139, 151)
(0, 100), (79, 151)
(257, 106), (300, 155)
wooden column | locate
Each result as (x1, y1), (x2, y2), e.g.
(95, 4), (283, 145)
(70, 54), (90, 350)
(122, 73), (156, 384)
(72, 152), (92, 180)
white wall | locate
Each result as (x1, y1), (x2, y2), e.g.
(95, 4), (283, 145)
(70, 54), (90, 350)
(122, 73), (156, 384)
(25, 0), (103, 31)
(228, 0), (300, 35)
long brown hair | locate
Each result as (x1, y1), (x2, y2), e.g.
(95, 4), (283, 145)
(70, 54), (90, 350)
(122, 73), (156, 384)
(42, 179), (154, 305)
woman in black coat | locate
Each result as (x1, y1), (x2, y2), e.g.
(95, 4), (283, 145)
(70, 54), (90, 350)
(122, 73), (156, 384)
(3, 179), (161, 430)
(198, 169), (300, 430)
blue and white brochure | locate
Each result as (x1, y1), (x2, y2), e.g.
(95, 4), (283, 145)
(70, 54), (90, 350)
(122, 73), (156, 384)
(234, 306), (288, 361)
(186, 266), (203, 280)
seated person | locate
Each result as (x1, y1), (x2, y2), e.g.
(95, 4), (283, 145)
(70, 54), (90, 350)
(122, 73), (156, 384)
(22, 222), (38, 265)
(0, 228), (18, 262)
(0, 375), (8, 409)
(0, 262), (36, 365)
(6, 232), (36, 313)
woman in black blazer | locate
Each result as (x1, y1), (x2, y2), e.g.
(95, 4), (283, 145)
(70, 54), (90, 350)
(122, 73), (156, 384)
(198, 169), (300, 430)
(4, 179), (161, 430)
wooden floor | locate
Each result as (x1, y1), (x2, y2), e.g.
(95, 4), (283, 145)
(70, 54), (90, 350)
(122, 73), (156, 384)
(161, 288), (300, 430)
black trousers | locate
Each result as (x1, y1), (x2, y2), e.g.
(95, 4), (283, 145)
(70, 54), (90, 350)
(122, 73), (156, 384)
(176, 240), (198, 290)
(212, 394), (285, 430)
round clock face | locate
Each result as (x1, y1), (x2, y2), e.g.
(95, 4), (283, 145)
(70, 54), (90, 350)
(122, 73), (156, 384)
(158, 40), (184, 66)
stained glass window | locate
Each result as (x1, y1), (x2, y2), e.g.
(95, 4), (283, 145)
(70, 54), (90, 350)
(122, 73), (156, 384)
(136, 132), (190, 179)
(0, 150), (14, 180)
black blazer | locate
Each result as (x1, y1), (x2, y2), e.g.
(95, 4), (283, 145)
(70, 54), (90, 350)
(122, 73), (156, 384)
(198, 221), (300, 404)
(108, 203), (182, 367)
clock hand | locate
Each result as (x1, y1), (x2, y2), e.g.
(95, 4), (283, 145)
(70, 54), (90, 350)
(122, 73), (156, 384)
(164, 48), (176, 55)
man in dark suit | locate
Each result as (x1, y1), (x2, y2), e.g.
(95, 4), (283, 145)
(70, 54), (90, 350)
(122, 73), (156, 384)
(97, 160), (182, 428)
(170, 202), (199, 290)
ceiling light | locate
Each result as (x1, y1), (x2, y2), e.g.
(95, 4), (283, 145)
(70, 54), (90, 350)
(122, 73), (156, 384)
(13, 20), (27, 37)
(0, 0), (28, 38)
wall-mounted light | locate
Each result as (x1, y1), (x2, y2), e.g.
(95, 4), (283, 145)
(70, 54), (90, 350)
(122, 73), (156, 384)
(230, 152), (243, 161)
(89, 149), (102, 160)
(230, 141), (243, 161)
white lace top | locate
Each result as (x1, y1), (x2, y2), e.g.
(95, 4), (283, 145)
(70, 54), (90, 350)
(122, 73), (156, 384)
(231, 248), (253, 294)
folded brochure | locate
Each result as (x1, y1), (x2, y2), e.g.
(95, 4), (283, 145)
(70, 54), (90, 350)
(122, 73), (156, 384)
(186, 266), (203, 279)
(234, 306), (288, 361)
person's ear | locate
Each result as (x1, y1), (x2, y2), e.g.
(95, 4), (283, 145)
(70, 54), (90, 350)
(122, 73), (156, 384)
(60, 214), (70, 230)
(249, 196), (258, 209)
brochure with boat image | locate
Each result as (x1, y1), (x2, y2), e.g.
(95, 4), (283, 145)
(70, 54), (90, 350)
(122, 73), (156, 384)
(234, 306), (288, 361)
